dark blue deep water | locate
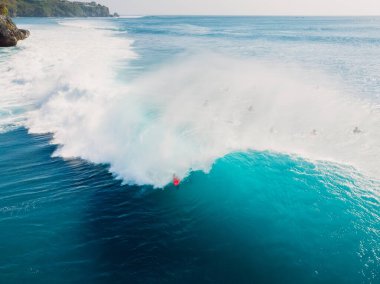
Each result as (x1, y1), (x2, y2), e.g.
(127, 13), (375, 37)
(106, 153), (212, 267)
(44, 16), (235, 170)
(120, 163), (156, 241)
(1, 128), (379, 283)
(1, 17), (380, 283)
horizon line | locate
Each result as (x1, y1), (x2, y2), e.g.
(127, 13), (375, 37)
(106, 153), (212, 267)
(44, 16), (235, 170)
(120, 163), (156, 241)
(117, 14), (380, 17)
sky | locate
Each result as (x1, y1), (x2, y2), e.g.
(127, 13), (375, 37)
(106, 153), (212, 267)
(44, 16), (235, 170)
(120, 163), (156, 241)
(98, 0), (380, 16)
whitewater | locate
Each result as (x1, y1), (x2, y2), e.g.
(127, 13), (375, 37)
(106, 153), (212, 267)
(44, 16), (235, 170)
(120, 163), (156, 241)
(1, 17), (379, 187)
(1, 16), (380, 284)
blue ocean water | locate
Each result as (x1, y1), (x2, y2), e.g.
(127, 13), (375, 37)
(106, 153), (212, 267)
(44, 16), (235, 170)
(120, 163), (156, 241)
(1, 16), (380, 283)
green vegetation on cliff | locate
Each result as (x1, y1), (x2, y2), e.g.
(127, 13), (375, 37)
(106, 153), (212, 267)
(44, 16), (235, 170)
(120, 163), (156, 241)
(0, 3), (8, 15)
(0, 0), (112, 17)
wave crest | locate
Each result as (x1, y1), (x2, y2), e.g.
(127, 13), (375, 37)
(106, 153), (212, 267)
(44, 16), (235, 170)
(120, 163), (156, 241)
(1, 20), (379, 187)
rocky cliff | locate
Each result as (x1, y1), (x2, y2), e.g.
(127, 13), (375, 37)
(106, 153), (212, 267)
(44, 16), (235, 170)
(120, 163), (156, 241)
(1, 0), (111, 17)
(0, 14), (29, 46)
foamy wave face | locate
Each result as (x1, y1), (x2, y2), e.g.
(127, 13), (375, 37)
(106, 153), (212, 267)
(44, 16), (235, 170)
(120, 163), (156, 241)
(2, 20), (379, 187)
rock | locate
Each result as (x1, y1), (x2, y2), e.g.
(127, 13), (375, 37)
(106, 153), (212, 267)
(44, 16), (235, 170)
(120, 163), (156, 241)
(0, 15), (30, 47)
(18, 29), (30, 39)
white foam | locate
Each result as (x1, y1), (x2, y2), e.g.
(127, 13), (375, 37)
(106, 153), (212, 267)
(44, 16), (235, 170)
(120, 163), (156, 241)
(119, 15), (145, 19)
(57, 18), (117, 30)
(1, 20), (379, 187)
(0, 19), (135, 131)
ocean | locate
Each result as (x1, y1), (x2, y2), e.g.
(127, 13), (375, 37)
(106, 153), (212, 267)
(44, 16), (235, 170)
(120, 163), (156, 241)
(0, 16), (379, 283)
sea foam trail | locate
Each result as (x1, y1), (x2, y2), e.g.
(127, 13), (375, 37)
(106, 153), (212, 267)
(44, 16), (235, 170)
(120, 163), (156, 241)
(0, 19), (135, 131)
(1, 20), (379, 187)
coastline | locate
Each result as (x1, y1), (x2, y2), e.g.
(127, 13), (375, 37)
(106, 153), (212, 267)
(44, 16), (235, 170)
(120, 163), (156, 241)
(1, 0), (117, 17)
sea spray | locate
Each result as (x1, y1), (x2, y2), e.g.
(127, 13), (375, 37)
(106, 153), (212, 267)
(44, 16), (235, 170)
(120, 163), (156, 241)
(27, 54), (380, 187)
(1, 19), (379, 187)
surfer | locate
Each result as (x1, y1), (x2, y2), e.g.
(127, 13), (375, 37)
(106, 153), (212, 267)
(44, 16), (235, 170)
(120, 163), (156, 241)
(353, 126), (362, 134)
(173, 175), (181, 187)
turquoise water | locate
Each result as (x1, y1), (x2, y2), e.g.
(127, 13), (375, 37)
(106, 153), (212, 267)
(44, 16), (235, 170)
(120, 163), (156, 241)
(1, 17), (380, 283)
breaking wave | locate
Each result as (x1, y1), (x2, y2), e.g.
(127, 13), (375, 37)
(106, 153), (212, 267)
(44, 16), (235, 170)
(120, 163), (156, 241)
(1, 19), (379, 187)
